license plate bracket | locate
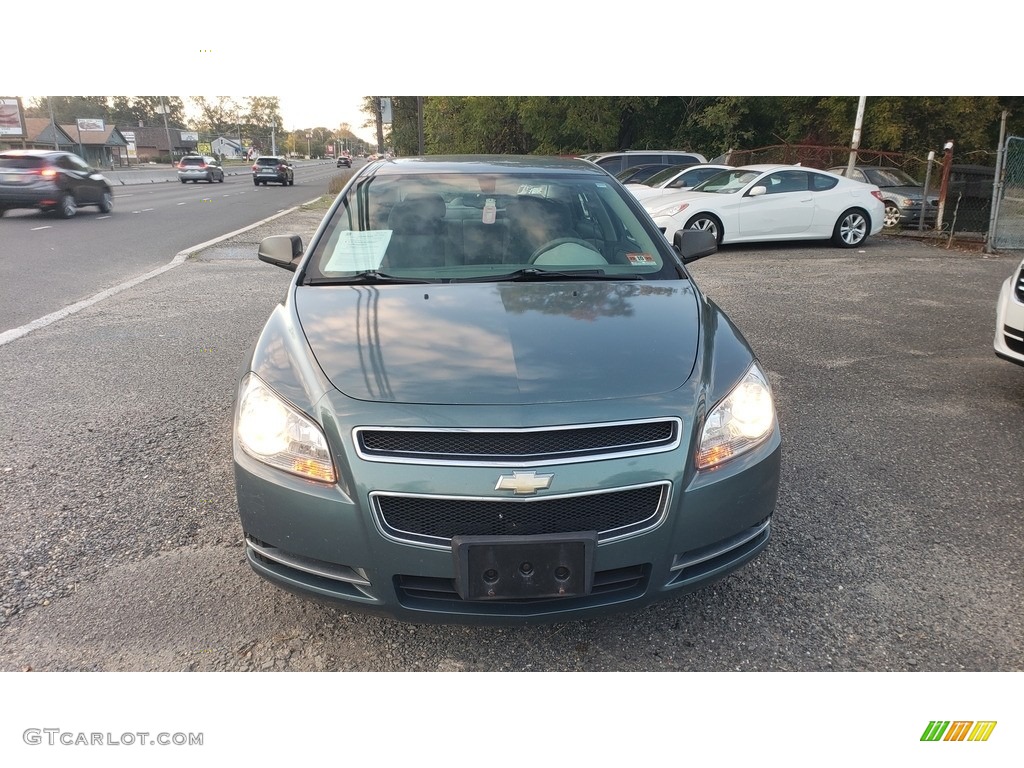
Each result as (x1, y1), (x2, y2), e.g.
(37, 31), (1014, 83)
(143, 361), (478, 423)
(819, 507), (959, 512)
(452, 532), (596, 601)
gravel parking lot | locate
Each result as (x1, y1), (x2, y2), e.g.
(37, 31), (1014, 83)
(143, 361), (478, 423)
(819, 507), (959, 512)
(0, 210), (1021, 677)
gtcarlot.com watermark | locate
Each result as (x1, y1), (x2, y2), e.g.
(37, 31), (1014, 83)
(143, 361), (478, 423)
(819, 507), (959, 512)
(23, 729), (203, 747)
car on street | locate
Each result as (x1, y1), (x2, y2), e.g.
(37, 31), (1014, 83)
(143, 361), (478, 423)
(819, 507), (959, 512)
(177, 155), (225, 183)
(644, 164), (886, 248)
(0, 149), (113, 218)
(252, 156), (294, 186)
(995, 255), (1024, 367)
(233, 155), (782, 624)
(336, 154), (352, 168)
(826, 165), (938, 229)
(585, 150), (708, 175)
(625, 163), (734, 202)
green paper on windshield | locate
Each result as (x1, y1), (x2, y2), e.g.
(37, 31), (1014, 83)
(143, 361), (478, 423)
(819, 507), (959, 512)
(324, 230), (393, 272)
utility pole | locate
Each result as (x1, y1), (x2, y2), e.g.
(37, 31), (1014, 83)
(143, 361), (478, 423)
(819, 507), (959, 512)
(845, 96), (867, 176)
(159, 95), (174, 166)
(936, 140), (954, 230)
(47, 96), (59, 150)
(376, 98), (385, 154)
(417, 96), (424, 156)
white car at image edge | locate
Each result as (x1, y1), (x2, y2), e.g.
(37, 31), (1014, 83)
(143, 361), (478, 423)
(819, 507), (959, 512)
(994, 256), (1024, 366)
(644, 164), (886, 248)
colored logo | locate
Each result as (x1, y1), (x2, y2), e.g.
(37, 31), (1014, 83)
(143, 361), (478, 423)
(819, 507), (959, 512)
(921, 721), (997, 742)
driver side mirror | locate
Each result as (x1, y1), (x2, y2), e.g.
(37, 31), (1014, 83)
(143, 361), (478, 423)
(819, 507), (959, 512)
(748, 185), (767, 197)
(672, 229), (717, 264)
(258, 234), (303, 272)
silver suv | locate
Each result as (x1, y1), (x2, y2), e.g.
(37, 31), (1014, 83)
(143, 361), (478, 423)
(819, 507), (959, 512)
(586, 150), (708, 175)
(177, 155), (224, 183)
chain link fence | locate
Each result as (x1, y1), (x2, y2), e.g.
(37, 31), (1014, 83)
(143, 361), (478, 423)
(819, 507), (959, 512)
(992, 136), (1024, 250)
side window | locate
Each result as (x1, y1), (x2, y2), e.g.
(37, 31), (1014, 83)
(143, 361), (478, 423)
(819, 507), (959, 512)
(810, 172), (839, 191)
(595, 157), (623, 173)
(761, 170), (808, 195)
(625, 154), (659, 168)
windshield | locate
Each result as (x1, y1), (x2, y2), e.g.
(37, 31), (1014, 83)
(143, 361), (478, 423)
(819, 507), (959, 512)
(863, 168), (921, 187)
(640, 165), (692, 187)
(691, 169), (761, 194)
(305, 170), (675, 282)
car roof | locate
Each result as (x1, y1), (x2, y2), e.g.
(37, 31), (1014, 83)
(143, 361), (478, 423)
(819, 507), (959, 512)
(0, 149), (63, 157)
(365, 155), (609, 177)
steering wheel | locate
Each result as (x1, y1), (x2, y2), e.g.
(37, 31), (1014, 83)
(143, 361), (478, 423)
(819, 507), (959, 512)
(528, 238), (606, 265)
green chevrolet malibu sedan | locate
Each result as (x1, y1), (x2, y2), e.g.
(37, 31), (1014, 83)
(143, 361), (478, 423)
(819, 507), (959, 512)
(233, 155), (781, 623)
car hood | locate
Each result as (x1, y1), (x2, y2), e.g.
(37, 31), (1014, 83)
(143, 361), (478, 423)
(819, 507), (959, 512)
(295, 280), (700, 405)
(880, 185), (937, 202)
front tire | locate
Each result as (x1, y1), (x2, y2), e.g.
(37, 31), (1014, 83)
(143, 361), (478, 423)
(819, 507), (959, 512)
(883, 203), (901, 229)
(832, 208), (870, 247)
(685, 213), (722, 244)
(98, 191), (113, 213)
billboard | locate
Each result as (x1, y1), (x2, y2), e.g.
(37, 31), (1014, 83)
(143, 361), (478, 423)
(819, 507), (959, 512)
(0, 97), (26, 137)
(76, 118), (105, 132)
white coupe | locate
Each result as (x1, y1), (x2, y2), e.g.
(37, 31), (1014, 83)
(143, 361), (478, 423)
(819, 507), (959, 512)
(644, 164), (886, 248)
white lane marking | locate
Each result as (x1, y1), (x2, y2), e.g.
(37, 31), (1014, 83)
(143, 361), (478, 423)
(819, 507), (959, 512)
(0, 204), (305, 348)
(97, 216), (112, 220)
(31, 225), (52, 231)
(177, 202), (187, 205)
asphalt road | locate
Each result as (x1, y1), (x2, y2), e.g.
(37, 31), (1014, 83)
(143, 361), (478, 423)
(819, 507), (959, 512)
(0, 159), (349, 332)
(0, 208), (1021, 677)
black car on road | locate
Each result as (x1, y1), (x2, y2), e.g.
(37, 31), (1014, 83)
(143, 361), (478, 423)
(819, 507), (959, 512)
(0, 149), (113, 218)
(252, 156), (294, 186)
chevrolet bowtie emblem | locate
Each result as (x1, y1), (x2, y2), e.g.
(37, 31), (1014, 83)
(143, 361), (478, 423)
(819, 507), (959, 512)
(495, 471), (554, 495)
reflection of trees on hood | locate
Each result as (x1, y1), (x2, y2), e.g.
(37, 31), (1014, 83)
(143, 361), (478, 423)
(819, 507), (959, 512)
(499, 283), (678, 321)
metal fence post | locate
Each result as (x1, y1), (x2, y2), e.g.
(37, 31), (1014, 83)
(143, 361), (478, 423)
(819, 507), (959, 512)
(985, 110), (1009, 254)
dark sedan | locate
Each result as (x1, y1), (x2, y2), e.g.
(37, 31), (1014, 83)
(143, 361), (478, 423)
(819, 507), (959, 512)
(0, 149), (113, 218)
(827, 165), (939, 229)
(233, 155), (782, 624)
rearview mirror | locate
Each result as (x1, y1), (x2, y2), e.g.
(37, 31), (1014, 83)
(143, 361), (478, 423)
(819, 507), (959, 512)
(258, 234), (303, 272)
(673, 229), (717, 264)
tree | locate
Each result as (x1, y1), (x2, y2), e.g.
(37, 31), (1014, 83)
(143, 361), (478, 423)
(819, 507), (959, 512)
(109, 97), (185, 127)
(25, 96), (109, 124)
(190, 96), (242, 135)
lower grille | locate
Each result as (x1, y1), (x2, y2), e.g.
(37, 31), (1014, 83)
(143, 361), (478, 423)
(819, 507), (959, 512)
(395, 564), (649, 613)
(1003, 325), (1024, 355)
(373, 483), (669, 547)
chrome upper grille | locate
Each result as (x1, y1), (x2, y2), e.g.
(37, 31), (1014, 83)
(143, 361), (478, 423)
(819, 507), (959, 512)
(372, 482), (670, 548)
(355, 419), (680, 466)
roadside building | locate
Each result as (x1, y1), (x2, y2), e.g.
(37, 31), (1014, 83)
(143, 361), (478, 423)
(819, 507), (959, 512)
(59, 123), (129, 168)
(0, 117), (76, 152)
(212, 136), (245, 159)
(116, 125), (198, 164)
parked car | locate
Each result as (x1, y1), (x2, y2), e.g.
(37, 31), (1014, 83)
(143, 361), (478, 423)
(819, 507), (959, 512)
(0, 149), (113, 218)
(177, 155), (224, 183)
(336, 154), (351, 168)
(994, 255), (1024, 367)
(252, 156), (294, 186)
(625, 164), (734, 202)
(613, 163), (677, 185)
(234, 155), (781, 624)
(826, 166), (938, 229)
(644, 164), (885, 248)
(586, 150), (708, 175)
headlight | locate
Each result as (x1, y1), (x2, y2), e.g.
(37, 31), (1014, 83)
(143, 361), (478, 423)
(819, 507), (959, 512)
(235, 374), (336, 483)
(650, 200), (691, 218)
(696, 363), (775, 470)
(899, 197), (918, 207)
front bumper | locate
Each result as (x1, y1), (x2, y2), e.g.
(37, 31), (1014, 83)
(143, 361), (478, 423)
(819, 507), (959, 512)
(234, 403), (782, 624)
(994, 264), (1024, 366)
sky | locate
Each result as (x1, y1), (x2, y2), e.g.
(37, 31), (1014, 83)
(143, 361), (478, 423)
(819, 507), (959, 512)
(6, 2), (1015, 133)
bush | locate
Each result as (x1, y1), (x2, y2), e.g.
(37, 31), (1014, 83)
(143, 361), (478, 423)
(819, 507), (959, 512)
(329, 170), (355, 195)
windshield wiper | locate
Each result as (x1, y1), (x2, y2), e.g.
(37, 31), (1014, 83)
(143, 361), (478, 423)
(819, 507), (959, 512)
(305, 271), (435, 286)
(458, 268), (639, 283)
